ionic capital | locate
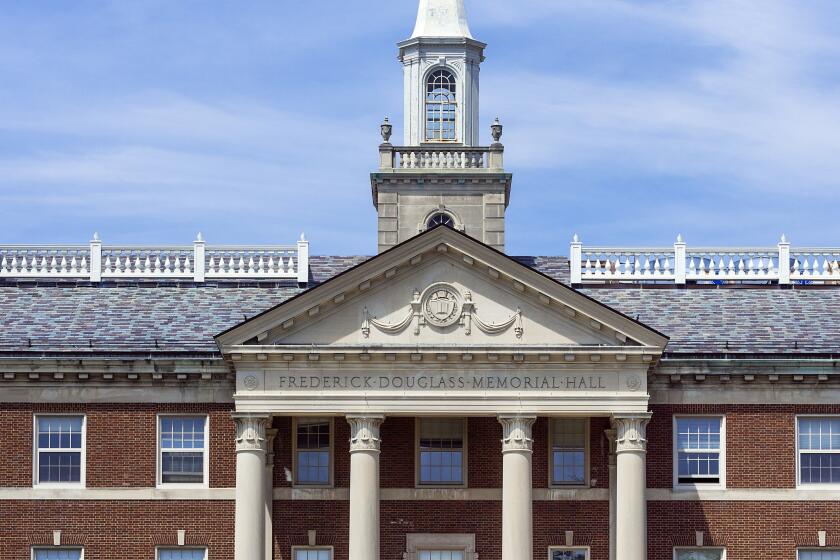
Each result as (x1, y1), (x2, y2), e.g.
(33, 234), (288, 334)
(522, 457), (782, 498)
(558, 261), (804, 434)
(611, 413), (651, 454)
(498, 415), (537, 453)
(347, 415), (385, 453)
(233, 413), (272, 453)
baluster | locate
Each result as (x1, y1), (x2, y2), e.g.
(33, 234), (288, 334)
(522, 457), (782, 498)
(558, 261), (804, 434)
(641, 255), (650, 277)
(584, 257), (592, 278)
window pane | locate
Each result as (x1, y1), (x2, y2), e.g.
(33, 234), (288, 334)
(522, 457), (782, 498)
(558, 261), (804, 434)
(551, 549), (587, 560)
(799, 551), (840, 560)
(294, 549), (332, 560)
(162, 451), (205, 483)
(799, 418), (840, 451)
(34, 550), (83, 560)
(161, 416), (206, 451)
(37, 417), (83, 450)
(800, 453), (840, 484)
(296, 420), (331, 485)
(675, 549), (724, 560)
(676, 418), (722, 484)
(38, 452), (81, 483)
(552, 419), (586, 484)
(419, 419), (464, 484)
(159, 549), (207, 560)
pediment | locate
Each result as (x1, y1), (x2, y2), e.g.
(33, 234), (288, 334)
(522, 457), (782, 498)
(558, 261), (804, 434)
(215, 227), (668, 354)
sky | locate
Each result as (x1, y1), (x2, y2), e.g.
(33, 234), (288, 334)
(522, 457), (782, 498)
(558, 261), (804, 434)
(1, 0), (839, 256)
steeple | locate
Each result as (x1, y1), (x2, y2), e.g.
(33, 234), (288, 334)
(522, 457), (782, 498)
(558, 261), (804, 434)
(411, 0), (473, 39)
(372, 0), (511, 254)
(398, 0), (485, 147)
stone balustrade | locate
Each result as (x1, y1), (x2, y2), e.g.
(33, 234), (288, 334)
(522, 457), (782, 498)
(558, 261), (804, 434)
(0, 233), (310, 283)
(570, 235), (840, 285)
(379, 145), (504, 170)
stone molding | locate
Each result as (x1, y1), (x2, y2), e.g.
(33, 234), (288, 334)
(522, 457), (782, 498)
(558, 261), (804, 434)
(612, 414), (651, 454)
(605, 428), (618, 467)
(233, 414), (271, 453)
(347, 415), (385, 453)
(405, 533), (477, 560)
(498, 415), (536, 453)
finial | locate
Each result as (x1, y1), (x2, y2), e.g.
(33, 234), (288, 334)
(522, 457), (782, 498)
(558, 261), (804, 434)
(195, 232), (204, 242)
(491, 117), (503, 143)
(780, 234), (788, 244)
(300, 232), (307, 242)
(572, 233), (580, 243)
(380, 117), (393, 144)
(92, 232), (100, 242)
(676, 234), (684, 243)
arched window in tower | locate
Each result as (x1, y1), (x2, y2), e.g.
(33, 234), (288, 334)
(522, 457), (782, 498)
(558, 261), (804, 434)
(426, 69), (457, 142)
(427, 212), (456, 229)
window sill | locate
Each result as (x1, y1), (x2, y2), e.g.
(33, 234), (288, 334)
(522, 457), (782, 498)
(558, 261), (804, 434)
(673, 483), (726, 492)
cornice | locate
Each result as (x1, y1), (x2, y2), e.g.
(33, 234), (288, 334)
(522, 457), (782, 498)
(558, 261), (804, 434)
(0, 356), (230, 384)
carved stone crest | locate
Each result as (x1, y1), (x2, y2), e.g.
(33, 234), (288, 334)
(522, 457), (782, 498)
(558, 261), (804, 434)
(421, 283), (462, 327)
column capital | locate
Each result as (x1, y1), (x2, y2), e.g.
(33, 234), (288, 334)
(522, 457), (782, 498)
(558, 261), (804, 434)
(611, 413), (651, 454)
(498, 415), (537, 453)
(347, 415), (385, 453)
(605, 428), (618, 466)
(233, 413), (272, 453)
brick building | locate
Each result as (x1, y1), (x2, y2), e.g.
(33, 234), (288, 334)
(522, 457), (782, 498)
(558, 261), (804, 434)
(2, 2), (840, 560)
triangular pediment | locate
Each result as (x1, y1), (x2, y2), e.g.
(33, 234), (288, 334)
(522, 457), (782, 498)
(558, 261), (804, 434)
(215, 227), (668, 353)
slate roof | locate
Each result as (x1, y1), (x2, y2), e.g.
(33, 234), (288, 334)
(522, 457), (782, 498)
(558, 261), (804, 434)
(0, 255), (837, 358)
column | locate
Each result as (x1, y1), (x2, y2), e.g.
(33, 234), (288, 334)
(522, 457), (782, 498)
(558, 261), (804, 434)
(265, 428), (278, 560)
(234, 413), (271, 560)
(605, 429), (618, 560)
(498, 415), (536, 560)
(347, 415), (385, 560)
(612, 414), (651, 560)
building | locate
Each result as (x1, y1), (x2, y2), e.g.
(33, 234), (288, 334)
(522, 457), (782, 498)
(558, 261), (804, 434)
(2, 1), (840, 560)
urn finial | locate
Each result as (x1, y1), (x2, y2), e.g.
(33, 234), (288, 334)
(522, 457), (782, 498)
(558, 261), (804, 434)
(380, 117), (393, 144)
(491, 117), (503, 143)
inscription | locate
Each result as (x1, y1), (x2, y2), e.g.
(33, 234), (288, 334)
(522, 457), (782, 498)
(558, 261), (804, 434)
(261, 374), (614, 392)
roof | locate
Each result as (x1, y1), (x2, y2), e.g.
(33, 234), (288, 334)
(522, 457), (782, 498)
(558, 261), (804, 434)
(0, 255), (837, 358)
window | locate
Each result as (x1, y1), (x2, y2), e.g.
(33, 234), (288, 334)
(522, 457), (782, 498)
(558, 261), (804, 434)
(34, 415), (85, 486)
(32, 549), (83, 560)
(550, 418), (588, 486)
(674, 417), (724, 486)
(549, 548), (589, 560)
(674, 548), (725, 560)
(427, 213), (455, 230)
(419, 552), (464, 560)
(294, 418), (332, 486)
(426, 69), (457, 142)
(294, 548), (332, 560)
(798, 417), (840, 485)
(418, 418), (466, 486)
(158, 416), (208, 486)
(799, 551), (840, 560)
(157, 550), (206, 560)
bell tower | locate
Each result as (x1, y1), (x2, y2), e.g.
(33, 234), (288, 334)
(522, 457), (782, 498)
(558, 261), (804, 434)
(371, 0), (513, 253)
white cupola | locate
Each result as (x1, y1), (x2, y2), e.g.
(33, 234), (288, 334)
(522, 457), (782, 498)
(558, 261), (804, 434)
(398, 0), (486, 147)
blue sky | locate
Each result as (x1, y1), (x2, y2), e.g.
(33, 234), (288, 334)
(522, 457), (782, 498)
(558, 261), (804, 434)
(1, 0), (839, 256)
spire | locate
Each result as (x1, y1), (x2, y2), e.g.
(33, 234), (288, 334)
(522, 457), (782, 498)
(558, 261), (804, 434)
(411, 0), (473, 39)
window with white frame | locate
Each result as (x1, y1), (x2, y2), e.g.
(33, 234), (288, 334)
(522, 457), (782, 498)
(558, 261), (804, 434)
(798, 417), (840, 485)
(293, 547), (332, 560)
(426, 69), (457, 142)
(34, 415), (84, 486)
(295, 418), (332, 486)
(419, 552), (464, 560)
(32, 549), (83, 560)
(157, 549), (207, 560)
(549, 547), (589, 560)
(674, 548), (725, 560)
(418, 418), (466, 486)
(674, 417), (724, 486)
(158, 416), (208, 485)
(550, 418), (588, 486)
(799, 550), (840, 560)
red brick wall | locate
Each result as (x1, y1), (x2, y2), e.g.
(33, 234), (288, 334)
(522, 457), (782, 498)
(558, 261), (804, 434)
(648, 404), (840, 489)
(0, 403), (235, 488)
(0, 500), (233, 560)
(648, 501), (840, 560)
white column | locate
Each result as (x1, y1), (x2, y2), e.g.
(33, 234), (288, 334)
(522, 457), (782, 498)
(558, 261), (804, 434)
(605, 429), (618, 560)
(265, 428), (278, 560)
(612, 414), (651, 560)
(498, 415), (536, 560)
(347, 415), (385, 560)
(234, 414), (271, 560)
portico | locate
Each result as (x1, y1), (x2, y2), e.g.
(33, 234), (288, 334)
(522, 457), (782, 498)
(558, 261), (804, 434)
(216, 227), (667, 560)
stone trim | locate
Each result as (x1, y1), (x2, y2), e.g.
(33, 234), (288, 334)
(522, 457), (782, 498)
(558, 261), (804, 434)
(347, 415), (385, 453)
(498, 415), (536, 453)
(612, 414), (651, 453)
(233, 414), (271, 453)
(405, 533), (476, 560)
